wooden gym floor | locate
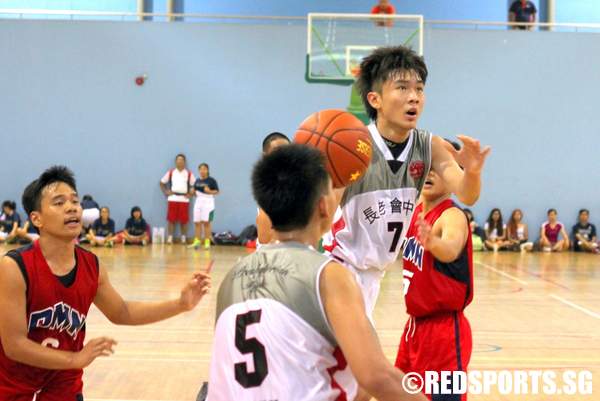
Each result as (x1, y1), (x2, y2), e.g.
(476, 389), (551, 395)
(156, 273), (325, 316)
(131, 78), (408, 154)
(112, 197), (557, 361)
(5, 244), (599, 400)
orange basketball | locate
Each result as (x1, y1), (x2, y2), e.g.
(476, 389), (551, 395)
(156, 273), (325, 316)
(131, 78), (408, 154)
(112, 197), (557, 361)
(294, 109), (372, 188)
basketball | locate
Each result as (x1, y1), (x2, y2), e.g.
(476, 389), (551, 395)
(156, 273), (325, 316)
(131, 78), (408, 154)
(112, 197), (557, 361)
(294, 109), (372, 188)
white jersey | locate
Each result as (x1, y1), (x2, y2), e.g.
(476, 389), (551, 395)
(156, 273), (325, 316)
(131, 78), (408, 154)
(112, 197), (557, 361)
(324, 123), (432, 272)
(208, 243), (357, 401)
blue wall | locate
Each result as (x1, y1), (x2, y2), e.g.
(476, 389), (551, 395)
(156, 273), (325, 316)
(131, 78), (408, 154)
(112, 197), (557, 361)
(184, 0), (508, 21)
(556, 0), (600, 24)
(0, 20), (598, 235)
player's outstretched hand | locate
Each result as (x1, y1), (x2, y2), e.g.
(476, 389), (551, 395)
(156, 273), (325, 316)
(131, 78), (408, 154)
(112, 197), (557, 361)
(179, 273), (211, 312)
(72, 336), (117, 369)
(416, 214), (435, 251)
(445, 135), (491, 174)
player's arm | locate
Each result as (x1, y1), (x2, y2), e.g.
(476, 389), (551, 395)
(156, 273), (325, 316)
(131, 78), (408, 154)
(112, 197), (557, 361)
(540, 225), (548, 242)
(430, 135), (490, 206)
(256, 208), (273, 245)
(561, 227), (570, 248)
(0, 256), (116, 370)
(94, 265), (210, 326)
(417, 209), (469, 263)
(320, 262), (426, 401)
(159, 174), (172, 196)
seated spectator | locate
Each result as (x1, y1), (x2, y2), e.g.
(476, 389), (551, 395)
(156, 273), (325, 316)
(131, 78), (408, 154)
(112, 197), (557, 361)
(463, 208), (485, 251)
(484, 208), (511, 251)
(81, 194), (100, 229)
(0, 201), (21, 244)
(124, 206), (149, 246)
(540, 208), (569, 252)
(371, 0), (395, 27)
(86, 206), (116, 247)
(572, 209), (598, 253)
(14, 218), (39, 244)
(506, 208), (534, 251)
(509, 0), (537, 30)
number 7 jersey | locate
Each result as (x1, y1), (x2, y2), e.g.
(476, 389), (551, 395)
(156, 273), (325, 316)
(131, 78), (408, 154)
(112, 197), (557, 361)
(324, 123), (432, 271)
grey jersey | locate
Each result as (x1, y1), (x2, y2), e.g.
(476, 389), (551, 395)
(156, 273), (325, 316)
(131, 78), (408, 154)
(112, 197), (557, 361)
(215, 242), (335, 345)
(209, 242), (357, 401)
(324, 123), (432, 271)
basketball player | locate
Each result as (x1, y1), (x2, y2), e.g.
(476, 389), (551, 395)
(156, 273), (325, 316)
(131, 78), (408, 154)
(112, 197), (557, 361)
(208, 145), (425, 401)
(323, 46), (490, 316)
(0, 166), (210, 401)
(256, 132), (290, 246)
(395, 142), (473, 401)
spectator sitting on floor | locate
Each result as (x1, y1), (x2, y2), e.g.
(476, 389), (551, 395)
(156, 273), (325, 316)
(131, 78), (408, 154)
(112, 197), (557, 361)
(86, 206), (116, 247)
(540, 208), (570, 252)
(506, 208), (534, 252)
(463, 208), (485, 251)
(484, 208), (511, 251)
(0, 201), (21, 244)
(124, 206), (149, 246)
(14, 218), (40, 244)
(572, 208), (598, 253)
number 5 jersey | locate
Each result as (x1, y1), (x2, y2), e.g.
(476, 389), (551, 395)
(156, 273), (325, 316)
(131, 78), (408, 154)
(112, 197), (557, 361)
(208, 242), (357, 401)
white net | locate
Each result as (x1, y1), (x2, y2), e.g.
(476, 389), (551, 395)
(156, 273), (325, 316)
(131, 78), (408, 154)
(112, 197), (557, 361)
(307, 13), (423, 82)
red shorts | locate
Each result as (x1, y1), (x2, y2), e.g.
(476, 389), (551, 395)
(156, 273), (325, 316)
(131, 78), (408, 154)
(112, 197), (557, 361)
(0, 368), (83, 401)
(167, 201), (189, 224)
(395, 311), (472, 401)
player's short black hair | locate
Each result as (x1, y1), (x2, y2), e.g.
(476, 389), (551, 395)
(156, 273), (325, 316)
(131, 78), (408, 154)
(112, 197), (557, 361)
(22, 166), (77, 216)
(1, 200), (16, 211)
(252, 144), (329, 232)
(262, 132), (290, 153)
(357, 46), (428, 121)
(579, 208), (589, 215)
(198, 163), (209, 172)
(175, 153), (186, 161)
(547, 208), (557, 215)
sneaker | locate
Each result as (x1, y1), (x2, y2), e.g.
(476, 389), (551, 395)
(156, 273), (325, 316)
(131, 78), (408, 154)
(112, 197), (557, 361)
(204, 239), (211, 249)
(105, 240), (114, 248)
(166, 235), (173, 245)
(543, 247), (552, 252)
(181, 235), (187, 245)
(141, 239), (147, 246)
(188, 238), (201, 249)
(493, 243), (499, 252)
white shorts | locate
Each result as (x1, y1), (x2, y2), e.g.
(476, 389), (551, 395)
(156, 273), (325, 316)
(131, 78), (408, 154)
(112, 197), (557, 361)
(334, 259), (385, 322)
(193, 198), (215, 223)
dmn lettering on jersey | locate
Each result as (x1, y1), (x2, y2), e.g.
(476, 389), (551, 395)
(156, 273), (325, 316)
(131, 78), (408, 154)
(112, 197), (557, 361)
(28, 302), (86, 340)
(402, 236), (424, 270)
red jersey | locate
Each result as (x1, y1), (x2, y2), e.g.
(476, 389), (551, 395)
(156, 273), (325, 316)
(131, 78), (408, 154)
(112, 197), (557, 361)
(402, 199), (473, 318)
(0, 240), (99, 391)
(542, 221), (563, 243)
(371, 4), (396, 14)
